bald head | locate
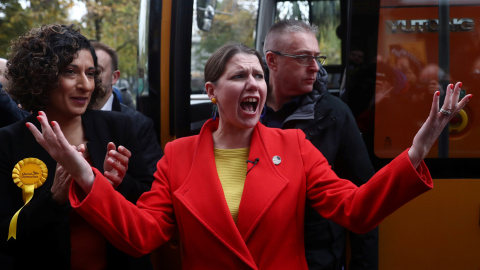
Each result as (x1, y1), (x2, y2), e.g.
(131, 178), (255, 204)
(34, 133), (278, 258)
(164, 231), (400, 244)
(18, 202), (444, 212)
(0, 58), (7, 86)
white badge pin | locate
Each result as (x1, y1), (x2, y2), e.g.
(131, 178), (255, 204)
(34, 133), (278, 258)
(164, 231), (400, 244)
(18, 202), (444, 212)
(272, 155), (281, 165)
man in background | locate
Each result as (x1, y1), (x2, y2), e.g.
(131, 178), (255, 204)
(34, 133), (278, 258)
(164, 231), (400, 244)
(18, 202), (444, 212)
(0, 58), (8, 86)
(0, 57), (29, 128)
(91, 41), (163, 174)
(262, 20), (378, 270)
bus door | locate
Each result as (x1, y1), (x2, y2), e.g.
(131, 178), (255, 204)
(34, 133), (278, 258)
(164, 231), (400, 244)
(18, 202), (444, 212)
(137, 0), (262, 148)
(138, 1), (262, 269)
(267, 0), (480, 268)
(370, 1), (480, 269)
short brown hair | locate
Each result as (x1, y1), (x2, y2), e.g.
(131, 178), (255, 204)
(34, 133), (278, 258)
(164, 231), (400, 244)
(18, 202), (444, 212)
(6, 24), (105, 112)
(263, 20), (318, 53)
(204, 42), (264, 83)
(91, 41), (119, 71)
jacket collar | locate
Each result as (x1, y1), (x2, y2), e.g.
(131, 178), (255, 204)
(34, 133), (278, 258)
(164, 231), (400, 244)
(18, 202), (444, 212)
(173, 119), (289, 269)
(283, 63), (330, 124)
(283, 91), (319, 123)
(111, 91), (122, 112)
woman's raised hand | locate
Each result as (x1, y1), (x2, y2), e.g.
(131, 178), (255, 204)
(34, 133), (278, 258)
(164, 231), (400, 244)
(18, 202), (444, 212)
(27, 111), (95, 193)
(408, 82), (472, 168)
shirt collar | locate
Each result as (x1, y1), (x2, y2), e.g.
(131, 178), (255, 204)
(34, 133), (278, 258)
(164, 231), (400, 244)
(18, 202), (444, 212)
(100, 93), (114, 111)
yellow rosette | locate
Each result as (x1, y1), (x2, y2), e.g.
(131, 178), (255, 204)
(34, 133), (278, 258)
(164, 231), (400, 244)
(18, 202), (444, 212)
(8, 158), (48, 240)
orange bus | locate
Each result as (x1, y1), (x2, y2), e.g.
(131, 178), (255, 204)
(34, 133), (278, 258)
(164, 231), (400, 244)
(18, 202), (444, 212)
(137, 0), (480, 268)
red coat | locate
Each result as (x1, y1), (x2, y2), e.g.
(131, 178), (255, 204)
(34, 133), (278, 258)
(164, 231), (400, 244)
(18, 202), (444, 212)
(70, 119), (433, 270)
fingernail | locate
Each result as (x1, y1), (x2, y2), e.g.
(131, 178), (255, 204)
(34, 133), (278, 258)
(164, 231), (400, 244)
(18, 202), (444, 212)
(450, 84), (454, 89)
(458, 82), (462, 88)
(469, 94), (473, 99)
(37, 116), (41, 121)
(25, 123), (29, 128)
(51, 121), (55, 127)
(436, 91), (440, 96)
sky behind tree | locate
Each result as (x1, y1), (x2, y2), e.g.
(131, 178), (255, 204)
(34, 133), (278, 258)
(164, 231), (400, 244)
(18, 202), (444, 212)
(69, 0), (86, 21)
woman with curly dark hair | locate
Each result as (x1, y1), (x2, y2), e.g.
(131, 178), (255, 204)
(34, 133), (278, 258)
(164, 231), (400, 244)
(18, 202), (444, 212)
(6, 24), (105, 112)
(0, 24), (154, 269)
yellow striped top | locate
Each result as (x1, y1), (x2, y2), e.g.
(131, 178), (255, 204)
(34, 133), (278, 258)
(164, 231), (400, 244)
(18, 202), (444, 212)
(214, 147), (249, 224)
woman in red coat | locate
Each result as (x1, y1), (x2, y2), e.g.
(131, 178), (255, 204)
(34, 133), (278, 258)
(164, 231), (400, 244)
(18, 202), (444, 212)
(28, 43), (471, 269)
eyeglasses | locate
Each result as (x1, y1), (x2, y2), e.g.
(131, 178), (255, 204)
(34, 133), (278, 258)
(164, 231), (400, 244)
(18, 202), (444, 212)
(266, 50), (327, 66)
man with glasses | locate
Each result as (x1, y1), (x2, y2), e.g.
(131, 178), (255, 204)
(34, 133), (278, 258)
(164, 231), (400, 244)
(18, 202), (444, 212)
(262, 20), (378, 270)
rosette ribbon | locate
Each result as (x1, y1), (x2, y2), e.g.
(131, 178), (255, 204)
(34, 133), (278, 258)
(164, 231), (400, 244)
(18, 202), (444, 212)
(8, 158), (48, 240)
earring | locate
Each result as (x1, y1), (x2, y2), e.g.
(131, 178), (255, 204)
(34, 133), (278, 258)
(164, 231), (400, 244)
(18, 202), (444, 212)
(212, 104), (218, 121)
(260, 105), (266, 118)
(211, 97), (218, 121)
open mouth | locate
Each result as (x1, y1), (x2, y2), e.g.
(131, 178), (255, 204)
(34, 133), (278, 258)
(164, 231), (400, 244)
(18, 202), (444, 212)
(240, 97), (259, 113)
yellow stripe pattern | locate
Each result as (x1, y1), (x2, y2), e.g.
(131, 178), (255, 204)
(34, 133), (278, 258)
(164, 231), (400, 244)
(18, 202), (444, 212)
(214, 147), (249, 224)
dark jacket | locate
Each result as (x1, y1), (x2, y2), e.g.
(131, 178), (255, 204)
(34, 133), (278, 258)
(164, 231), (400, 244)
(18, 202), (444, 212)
(262, 66), (378, 270)
(0, 110), (153, 269)
(0, 83), (29, 128)
(112, 92), (163, 175)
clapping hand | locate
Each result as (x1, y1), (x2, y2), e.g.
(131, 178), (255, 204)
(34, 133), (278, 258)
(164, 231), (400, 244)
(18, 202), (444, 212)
(51, 163), (73, 205)
(408, 82), (472, 168)
(61, 142), (131, 190)
(103, 142), (131, 189)
(28, 112), (132, 193)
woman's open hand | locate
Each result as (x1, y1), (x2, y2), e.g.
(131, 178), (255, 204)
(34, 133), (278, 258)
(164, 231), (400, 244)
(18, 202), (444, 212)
(408, 82), (472, 168)
(27, 111), (95, 193)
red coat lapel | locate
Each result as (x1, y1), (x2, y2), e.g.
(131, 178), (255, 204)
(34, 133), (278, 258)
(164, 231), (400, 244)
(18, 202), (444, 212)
(236, 124), (289, 241)
(173, 120), (257, 269)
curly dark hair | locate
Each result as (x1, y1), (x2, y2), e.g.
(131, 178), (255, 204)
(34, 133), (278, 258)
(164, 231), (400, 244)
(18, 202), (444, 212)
(6, 24), (105, 112)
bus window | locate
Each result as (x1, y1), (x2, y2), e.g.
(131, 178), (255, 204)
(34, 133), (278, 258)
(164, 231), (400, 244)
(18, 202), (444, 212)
(374, 0), (480, 160)
(189, 0), (260, 133)
(191, 0), (259, 95)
